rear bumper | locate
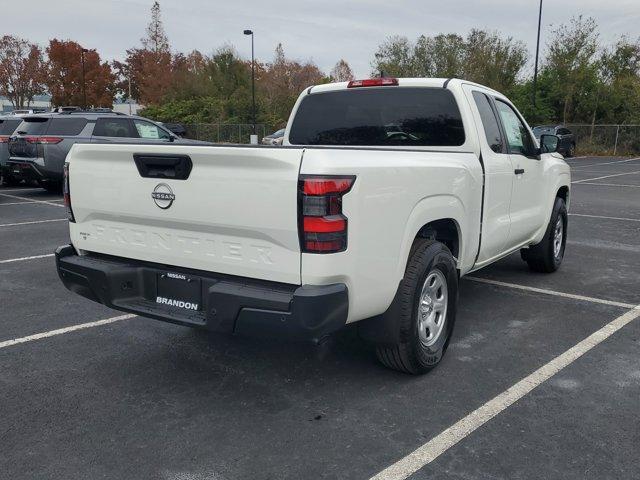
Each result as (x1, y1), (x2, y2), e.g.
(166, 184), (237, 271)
(6, 158), (62, 182)
(55, 245), (348, 342)
(5, 159), (45, 181)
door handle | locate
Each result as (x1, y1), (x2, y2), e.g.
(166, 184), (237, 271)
(514, 168), (525, 175)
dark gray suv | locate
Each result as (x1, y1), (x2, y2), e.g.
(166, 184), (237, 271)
(533, 125), (576, 157)
(7, 112), (203, 191)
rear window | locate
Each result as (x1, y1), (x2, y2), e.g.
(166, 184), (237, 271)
(0, 119), (21, 135)
(47, 118), (88, 136)
(16, 117), (49, 135)
(289, 87), (465, 147)
(533, 127), (555, 136)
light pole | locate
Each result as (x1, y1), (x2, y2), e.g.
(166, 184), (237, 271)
(81, 48), (89, 110)
(243, 29), (256, 139)
(532, 0), (543, 108)
(128, 74), (132, 115)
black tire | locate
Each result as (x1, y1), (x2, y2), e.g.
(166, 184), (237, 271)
(1, 172), (21, 186)
(565, 143), (576, 158)
(375, 239), (458, 374)
(41, 181), (62, 193)
(521, 197), (567, 273)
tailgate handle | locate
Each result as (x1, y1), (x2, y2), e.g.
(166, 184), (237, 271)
(133, 154), (192, 180)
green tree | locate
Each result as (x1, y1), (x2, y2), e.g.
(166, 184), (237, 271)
(598, 37), (640, 124)
(371, 30), (527, 93)
(542, 16), (600, 123)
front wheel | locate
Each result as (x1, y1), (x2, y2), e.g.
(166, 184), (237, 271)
(375, 239), (458, 374)
(521, 197), (567, 273)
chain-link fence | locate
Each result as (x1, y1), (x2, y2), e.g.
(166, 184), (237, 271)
(181, 124), (270, 144)
(565, 124), (640, 156)
(177, 122), (640, 154)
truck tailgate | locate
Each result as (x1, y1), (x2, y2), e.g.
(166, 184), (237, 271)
(67, 144), (304, 285)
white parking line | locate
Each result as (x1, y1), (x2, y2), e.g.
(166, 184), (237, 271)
(0, 253), (55, 264)
(572, 170), (640, 184)
(370, 304), (640, 480)
(569, 213), (640, 223)
(0, 314), (137, 350)
(0, 192), (64, 207)
(574, 182), (640, 188)
(466, 276), (636, 309)
(569, 156), (640, 168)
(0, 187), (46, 192)
(0, 218), (67, 228)
(0, 201), (34, 206)
(0, 199), (66, 206)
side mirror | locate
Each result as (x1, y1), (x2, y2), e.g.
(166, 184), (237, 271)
(540, 134), (559, 154)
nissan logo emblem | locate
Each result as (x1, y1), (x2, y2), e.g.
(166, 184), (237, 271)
(151, 183), (175, 209)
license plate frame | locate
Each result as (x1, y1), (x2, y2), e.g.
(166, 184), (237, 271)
(156, 272), (202, 311)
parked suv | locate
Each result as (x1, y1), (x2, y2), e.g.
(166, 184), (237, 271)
(533, 125), (575, 157)
(7, 112), (203, 192)
(0, 116), (23, 185)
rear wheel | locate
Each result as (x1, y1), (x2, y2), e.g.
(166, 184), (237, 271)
(521, 197), (567, 273)
(565, 143), (576, 158)
(375, 239), (458, 374)
(40, 180), (62, 193)
(2, 172), (21, 186)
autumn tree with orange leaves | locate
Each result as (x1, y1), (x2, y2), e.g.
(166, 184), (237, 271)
(45, 39), (115, 107)
(0, 35), (46, 108)
(117, 1), (173, 105)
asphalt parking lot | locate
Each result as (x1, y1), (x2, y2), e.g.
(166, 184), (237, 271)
(1, 155), (639, 480)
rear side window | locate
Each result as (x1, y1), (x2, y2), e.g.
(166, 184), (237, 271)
(472, 91), (504, 153)
(47, 118), (88, 136)
(93, 118), (136, 138)
(0, 119), (21, 135)
(15, 118), (49, 135)
(289, 87), (465, 147)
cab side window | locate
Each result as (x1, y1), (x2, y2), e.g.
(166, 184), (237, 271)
(133, 119), (171, 140)
(472, 91), (504, 153)
(495, 100), (536, 156)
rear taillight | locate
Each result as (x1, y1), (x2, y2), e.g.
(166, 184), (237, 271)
(347, 78), (399, 88)
(299, 175), (355, 254)
(24, 136), (63, 144)
(0, 135), (9, 143)
(63, 162), (75, 222)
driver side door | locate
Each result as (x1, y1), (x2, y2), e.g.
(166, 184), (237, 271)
(494, 99), (545, 247)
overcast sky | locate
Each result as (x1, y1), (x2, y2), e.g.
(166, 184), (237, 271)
(6, 0), (640, 77)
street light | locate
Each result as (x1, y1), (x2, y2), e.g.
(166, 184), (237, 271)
(243, 29), (256, 139)
(532, 0), (543, 108)
(81, 48), (89, 110)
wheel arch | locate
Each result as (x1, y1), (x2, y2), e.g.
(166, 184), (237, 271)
(395, 194), (469, 284)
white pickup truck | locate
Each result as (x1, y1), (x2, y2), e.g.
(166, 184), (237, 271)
(56, 78), (570, 374)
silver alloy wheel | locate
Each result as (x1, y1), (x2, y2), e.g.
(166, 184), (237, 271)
(417, 269), (448, 347)
(553, 216), (564, 259)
